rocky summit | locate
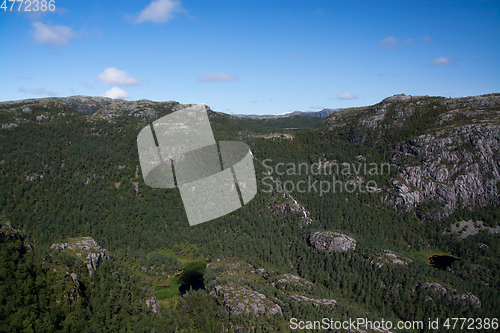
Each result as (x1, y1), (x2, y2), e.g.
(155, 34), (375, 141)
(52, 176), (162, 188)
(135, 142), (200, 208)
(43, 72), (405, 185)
(50, 236), (109, 272)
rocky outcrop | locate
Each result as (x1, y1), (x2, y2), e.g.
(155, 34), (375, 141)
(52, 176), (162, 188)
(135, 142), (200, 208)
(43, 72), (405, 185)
(60, 272), (81, 306)
(265, 171), (312, 227)
(380, 93), (427, 104)
(388, 124), (500, 220)
(0, 218), (24, 242)
(145, 294), (160, 314)
(371, 250), (413, 268)
(309, 231), (356, 253)
(422, 282), (481, 308)
(323, 93), (500, 220)
(258, 133), (294, 140)
(86, 251), (109, 271)
(206, 258), (326, 317)
(289, 294), (336, 306)
(444, 220), (500, 239)
(211, 284), (282, 316)
(51, 236), (109, 273)
(271, 273), (313, 290)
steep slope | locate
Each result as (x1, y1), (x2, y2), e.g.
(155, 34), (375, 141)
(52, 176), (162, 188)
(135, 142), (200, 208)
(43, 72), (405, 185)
(321, 93), (500, 220)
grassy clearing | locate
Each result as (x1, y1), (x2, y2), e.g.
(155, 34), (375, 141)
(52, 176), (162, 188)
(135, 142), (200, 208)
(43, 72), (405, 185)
(154, 282), (182, 300)
(411, 249), (460, 265)
(145, 244), (209, 301)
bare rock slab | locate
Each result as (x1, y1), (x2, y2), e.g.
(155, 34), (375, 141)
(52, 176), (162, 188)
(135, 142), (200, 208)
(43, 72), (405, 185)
(309, 231), (356, 253)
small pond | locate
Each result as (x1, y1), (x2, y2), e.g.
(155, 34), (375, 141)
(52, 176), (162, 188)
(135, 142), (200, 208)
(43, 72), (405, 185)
(154, 261), (207, 300)
(178, 261), (206, 294)
(429, 254), (460, 269)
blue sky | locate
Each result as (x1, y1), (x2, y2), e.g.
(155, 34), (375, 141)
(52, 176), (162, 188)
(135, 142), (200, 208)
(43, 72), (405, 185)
(0, 0), (498, 115)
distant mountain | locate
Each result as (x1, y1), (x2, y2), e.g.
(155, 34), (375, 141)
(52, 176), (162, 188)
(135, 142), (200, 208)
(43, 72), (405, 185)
(0, 96), (339, 119)
(231, 108), (341, 119)
(0, 95), (185, 118)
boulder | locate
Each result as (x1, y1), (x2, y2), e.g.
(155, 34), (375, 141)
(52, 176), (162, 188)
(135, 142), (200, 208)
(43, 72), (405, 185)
(309, 231), (356, 253)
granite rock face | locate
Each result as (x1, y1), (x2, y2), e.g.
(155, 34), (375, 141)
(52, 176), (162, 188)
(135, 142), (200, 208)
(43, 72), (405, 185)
(388, 124), (500, 220)
(212, 284), (282, 316)
(422, 282), (481, 308)
(50, 236), (109, 272)
(444, 220), (500, 239)
(309, 231), (356, 253)
(205, 258), (332, 318)
(323, 93), (500, 220)
(145, 294), (160, 314)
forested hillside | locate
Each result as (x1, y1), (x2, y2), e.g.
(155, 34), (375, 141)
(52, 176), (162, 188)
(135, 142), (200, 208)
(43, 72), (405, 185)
(0, 94), (499, 332)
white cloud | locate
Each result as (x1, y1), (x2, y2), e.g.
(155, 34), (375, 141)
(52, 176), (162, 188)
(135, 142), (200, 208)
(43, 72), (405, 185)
(101, 87), (131, 99)
(309, 106), (324, 110)
(337, 92), (358, 100)
(18, 86), (59, 96)
(32, 22), (75, 46)
(429, 57), (454, 66)
(379, 36), (399, 49)
(197, 73), (239, 83)
(96, 68), (139, 86)
(135, 0), (183, 24)
(422, 35), (432, 42)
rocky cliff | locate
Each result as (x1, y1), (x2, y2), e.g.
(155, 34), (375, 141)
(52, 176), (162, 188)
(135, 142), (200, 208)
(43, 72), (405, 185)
(322, 93), (500, 220)
(388, 123), (500, 220)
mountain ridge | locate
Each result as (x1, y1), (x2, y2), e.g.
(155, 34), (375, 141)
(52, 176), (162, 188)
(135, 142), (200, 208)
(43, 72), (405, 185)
(1, 91), (499, 331)
(0, 95), (342, 118)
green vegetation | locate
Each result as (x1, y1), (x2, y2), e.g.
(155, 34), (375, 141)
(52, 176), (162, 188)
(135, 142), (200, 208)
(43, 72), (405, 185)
(153, 261), (207, 302)
(0, 96), (499, 332)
